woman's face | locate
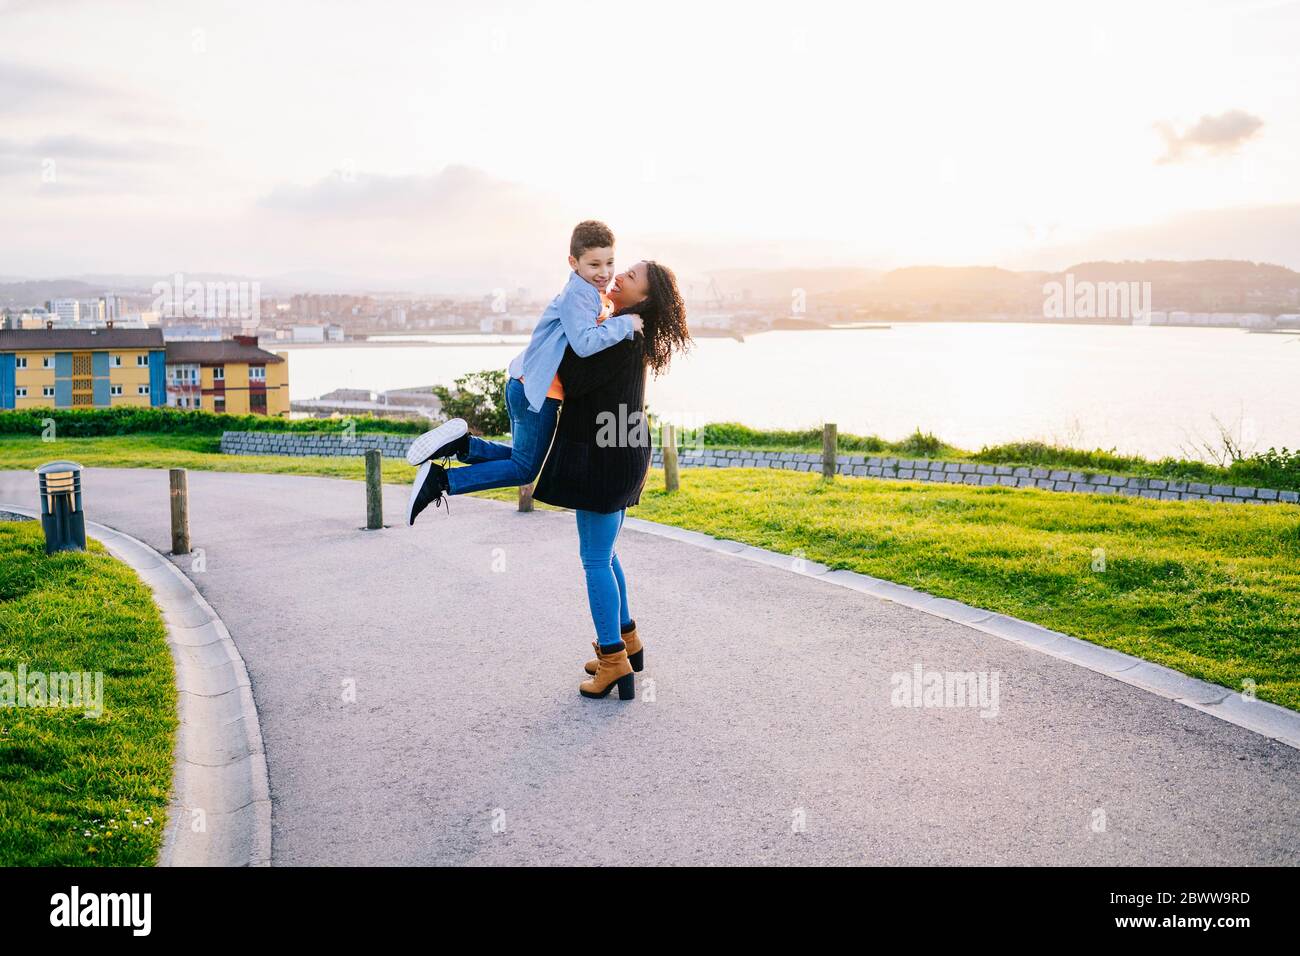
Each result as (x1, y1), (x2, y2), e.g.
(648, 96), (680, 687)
(609, 261), (651, 310)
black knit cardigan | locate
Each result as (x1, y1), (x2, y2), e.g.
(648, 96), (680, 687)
(531, 332), (651, 513)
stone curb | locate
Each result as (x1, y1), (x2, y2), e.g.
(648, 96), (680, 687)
(616, 514), (1300, 751)
(219, 430), (1300, 507)
(0, 503), (273, 867)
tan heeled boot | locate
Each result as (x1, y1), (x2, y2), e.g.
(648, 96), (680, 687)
(579, 640), (635, 700)
(585, 622), (643, 675)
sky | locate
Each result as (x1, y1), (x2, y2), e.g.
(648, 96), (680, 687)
(2, 0), (1298, 293)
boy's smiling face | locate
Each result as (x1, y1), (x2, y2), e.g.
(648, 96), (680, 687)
(568, 245), (615, 292)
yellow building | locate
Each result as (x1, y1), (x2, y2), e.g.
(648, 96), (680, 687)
(163, 337), (289, 416)
(0, 327), (166, 409)
(0, 328), (289, 415)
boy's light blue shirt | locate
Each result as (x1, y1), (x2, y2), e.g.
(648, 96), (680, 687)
(508, 270), (634, 413)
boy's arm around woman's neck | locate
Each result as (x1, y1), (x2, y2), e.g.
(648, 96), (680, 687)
(558, 273), (634, 357)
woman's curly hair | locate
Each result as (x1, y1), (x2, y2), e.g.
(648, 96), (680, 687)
(614, 260), (692, 375)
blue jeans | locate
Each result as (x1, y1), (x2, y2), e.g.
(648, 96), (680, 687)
(576, 508), (634, 648)
(445, 376), (561, 495)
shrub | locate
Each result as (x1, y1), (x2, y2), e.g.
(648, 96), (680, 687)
(1227, 447), (1300, 490)
(0, 407), (427, 438)
(700, 422), (887, 452)
(896, 428), (944, 458)
(972, 440), (1300, 491)
(431, 369), (510, 436)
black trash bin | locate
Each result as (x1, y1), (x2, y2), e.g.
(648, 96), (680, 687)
(36, 460), (87, 554)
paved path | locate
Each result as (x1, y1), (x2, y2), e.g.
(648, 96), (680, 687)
(3, 467), (1297, 865)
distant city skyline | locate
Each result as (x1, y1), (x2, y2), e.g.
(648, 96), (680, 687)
(2, 0), (1299, 286)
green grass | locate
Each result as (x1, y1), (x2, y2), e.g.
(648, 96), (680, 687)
(10, 408), (1300, 489)
(698, 422), (953, 457)
(695, 423), (1300, 491)
(0, 434), (428, 483)
(0, 521), (177, 865)
(4, 406), (1297, 489)
(3, 432), (1299, 711)
(628, 468), (1300, 711)
(447, 453), (1300, 710)
(0, 405), (427, 437)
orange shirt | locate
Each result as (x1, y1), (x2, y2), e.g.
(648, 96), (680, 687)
(523, 294), (614, 401)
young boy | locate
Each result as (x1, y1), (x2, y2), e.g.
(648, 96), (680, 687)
(406, 220), (642, 525)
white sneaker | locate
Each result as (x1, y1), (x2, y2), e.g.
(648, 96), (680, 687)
(405, 418), (469, 466)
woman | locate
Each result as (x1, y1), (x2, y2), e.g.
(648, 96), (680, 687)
(531, 260), (691, 700)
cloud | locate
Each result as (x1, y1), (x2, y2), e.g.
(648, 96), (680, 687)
(249, 164), (580, 288)
(0, 60), (182, 133)
(0, 133), (174, 198)
(1012, 203), (1300, 272)
(0, 62), (107, 115)
(1156, 109), (1264, 163)
(0, 0), (96, 17)
(257, 165), (553, 222)
(0, 134), (156, 162)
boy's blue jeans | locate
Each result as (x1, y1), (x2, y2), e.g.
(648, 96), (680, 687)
(576, 508), (634, 648)
(445, 376), (560, 495)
